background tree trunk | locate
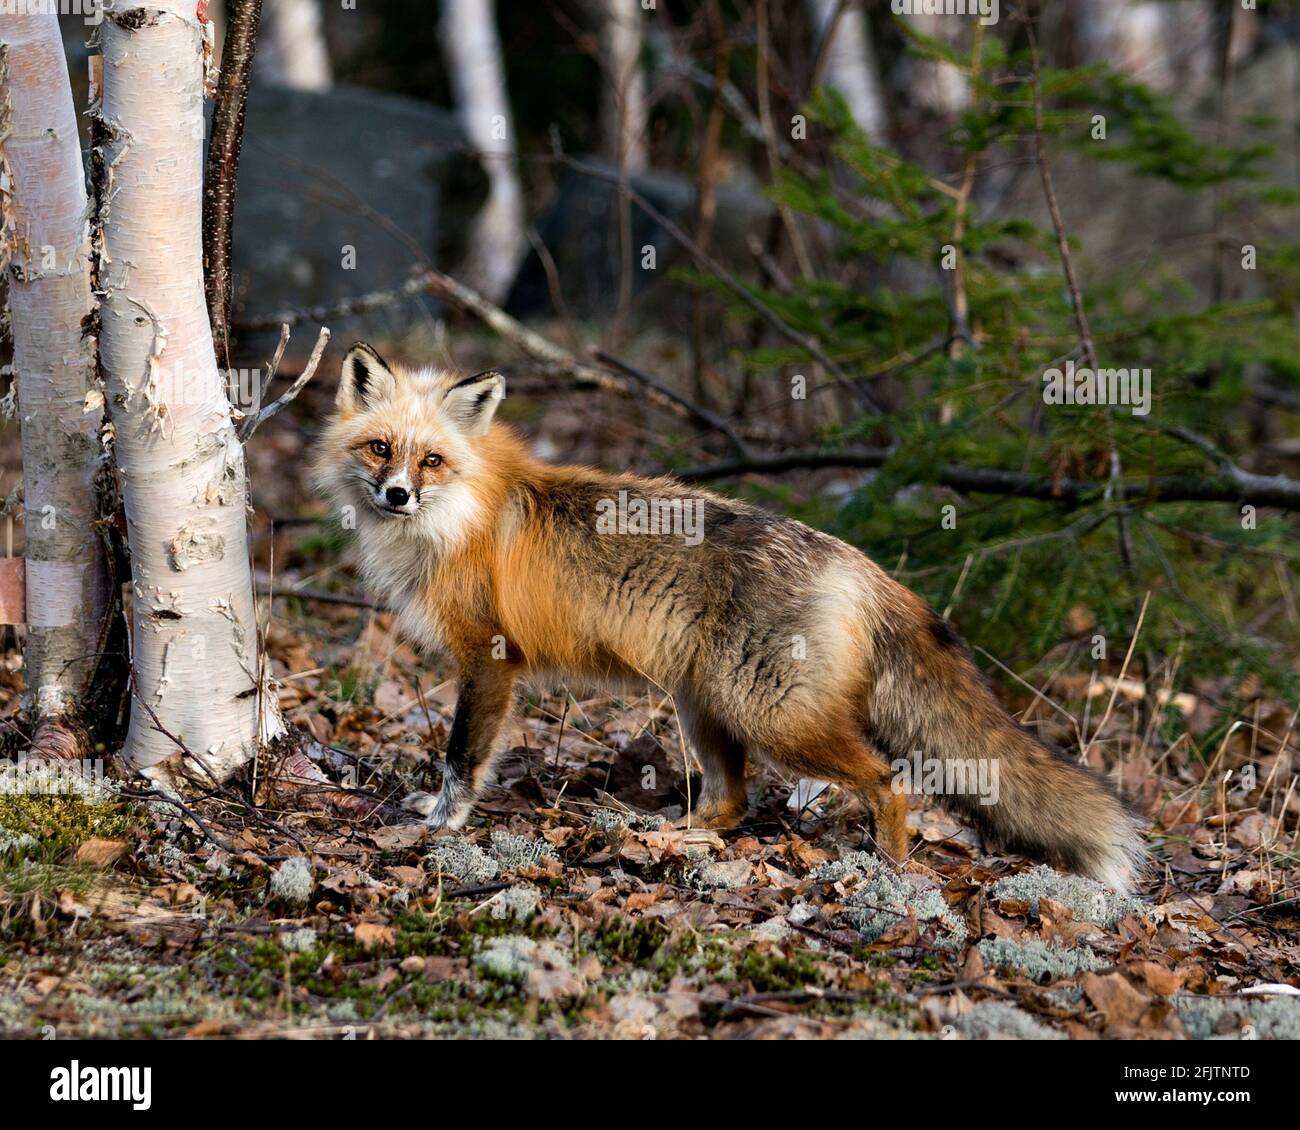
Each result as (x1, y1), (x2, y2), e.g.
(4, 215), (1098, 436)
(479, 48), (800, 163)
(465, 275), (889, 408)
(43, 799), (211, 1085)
(440, 0), (526, 304)
(254, 0), (332, 91)
(97, 1), (281, 782)
(0, 10), (111, 757)
(597, 0), (649, 172)
(904, 11), (967, 119)
(806, 0), (887, 143)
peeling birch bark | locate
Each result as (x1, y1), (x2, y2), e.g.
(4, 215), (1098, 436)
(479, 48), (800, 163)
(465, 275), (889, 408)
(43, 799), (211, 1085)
(96, 1), (282, 781)
(440, 0), (526, 304)
(0, 11), (110, 747)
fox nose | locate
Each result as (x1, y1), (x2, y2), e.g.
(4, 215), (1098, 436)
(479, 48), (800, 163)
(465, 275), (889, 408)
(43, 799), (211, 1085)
(385, 485), (410, 508)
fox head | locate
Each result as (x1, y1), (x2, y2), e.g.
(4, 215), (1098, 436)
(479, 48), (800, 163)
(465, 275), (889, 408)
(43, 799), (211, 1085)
(314, 342), (505, 541)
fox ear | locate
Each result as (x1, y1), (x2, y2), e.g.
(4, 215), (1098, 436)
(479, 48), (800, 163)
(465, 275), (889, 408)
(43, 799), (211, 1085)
(441, 370), (505, 436)
(337, 342), (398, 412)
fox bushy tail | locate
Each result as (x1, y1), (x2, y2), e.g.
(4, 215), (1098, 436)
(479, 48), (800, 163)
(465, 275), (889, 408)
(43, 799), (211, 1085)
(870, 610), (1144, 892)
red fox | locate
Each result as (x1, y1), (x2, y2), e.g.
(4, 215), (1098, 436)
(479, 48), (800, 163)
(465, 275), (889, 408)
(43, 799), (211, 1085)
(315, 343), (1143, 892)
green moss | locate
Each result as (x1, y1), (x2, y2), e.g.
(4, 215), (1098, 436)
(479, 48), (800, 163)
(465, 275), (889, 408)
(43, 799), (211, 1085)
(0, 765), (127, 862)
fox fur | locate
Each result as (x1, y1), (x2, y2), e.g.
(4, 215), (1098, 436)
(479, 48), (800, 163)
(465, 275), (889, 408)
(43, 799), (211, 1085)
(315, 343), (1144, 892)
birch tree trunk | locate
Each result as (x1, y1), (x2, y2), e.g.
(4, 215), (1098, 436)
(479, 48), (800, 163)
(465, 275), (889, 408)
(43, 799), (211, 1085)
(1075, 0), (1176, 91)
(255, 0), (332, 91)
(597, 0), (648, 172)
(97, 0), (281, 781)
(440, 0), (526, 304)
(0, 11), (111, 755)
(904, 12), (967, 119)
(806, 0), (887, 143)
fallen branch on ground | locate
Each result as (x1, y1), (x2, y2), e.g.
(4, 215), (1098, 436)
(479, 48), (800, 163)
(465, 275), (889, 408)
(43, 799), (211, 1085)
(673, 447), (1300, 510)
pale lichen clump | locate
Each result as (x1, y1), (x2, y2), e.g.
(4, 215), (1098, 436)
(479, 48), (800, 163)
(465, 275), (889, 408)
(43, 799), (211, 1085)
(815, 850), (967, 948)
(279, 927), (319, 953)
(589, 807), (664, 833)
(990, 865), (1146, 929)
(427, 831), (558, 886)
(977, 937), (1110, 981)
(956, 1000), (1066, 1040)
(269, 856), (314, 904)
(488, 830), (557, 871)
(427, 837), (499, 885)
(475, 935), (572, 982)
(1175, 993), (1300, 1040)
(0, 830), (38, 855)
(488, 884), (541, 923)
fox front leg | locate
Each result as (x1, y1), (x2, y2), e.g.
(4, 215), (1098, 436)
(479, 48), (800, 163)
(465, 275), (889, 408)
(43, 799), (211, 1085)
(424, 663), (517, 831)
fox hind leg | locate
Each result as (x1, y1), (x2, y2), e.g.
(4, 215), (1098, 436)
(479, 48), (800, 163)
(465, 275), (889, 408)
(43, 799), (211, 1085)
(672, 706), (749, 831)
(768, 729), (909, 865)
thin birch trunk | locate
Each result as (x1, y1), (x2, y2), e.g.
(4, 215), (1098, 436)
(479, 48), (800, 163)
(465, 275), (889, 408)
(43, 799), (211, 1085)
(440, 0), (526, 304)
(255, 0), (332, 91)
(0, 11), (110, 752)
(1076, 0), (1174, 90)
(597, 0), (649, 172)
(806, 0), (887, 143)
(906, 12), (967, 118)
(97, 0), (282, 781)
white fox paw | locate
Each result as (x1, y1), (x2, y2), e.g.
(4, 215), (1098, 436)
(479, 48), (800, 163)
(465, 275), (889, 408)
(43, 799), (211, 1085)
(401, 791), (438, 817)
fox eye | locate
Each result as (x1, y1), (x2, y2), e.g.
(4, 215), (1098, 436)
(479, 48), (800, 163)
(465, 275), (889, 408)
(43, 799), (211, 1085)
(422, 453), (443, 469)
(368, 440), (391, 458)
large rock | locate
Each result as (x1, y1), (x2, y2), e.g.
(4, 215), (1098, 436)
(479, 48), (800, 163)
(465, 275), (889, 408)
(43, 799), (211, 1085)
(507, 158), (773, 319)
(231, 84), (481, 346)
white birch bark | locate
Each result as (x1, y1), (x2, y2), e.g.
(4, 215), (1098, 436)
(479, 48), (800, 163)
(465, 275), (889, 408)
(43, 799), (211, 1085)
(1076, 0), (1175, 91)
(906, 12), (967, 118)
(255, 0), (333, 92)
(597, 0), (649, 172)
(0, 11), (109, 732)
(98, 1), (281, 780)
(440, 0), (526, 304)
(806, 0), (887, 143)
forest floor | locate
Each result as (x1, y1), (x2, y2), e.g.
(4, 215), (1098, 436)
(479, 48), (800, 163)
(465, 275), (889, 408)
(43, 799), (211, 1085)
(1, 589), (1299, 1040)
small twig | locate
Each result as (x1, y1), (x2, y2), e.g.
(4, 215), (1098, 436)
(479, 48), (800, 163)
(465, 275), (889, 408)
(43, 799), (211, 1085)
(242, 322), (290, 427)
(255, 584), (380, 610)
(242, 326), (330, 440)
(594, 349), (750, 456)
